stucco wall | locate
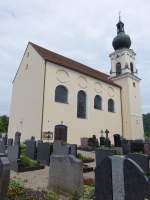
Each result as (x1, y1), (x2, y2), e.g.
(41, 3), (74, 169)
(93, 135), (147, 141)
(43, 62), (122, 144)
(112, 75), (144, 140)
(8, 44), (45, 141)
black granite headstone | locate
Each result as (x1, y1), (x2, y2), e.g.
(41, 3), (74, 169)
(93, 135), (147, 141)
(54, 124), (67, 142)
(96, 149), (115, 167)
(100, 136), (105, 146)
(126, 153), (150, 175)
(26, 137), (37, 160)
(0, 140), (5, 154)
(121, 139), (130, 154)
(14, 132), (21, 145)
(37, 142), (52, 165)
(95, 157), (113, 200)
(124, 158), (150, 200)
(95, 155), (150, 200)
(130, 140), (144, 153)
(2, 136), (7, 146)
(114, 134), (121, 147)
(0, 156), (10, 200)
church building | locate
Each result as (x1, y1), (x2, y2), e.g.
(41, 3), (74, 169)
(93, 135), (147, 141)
(8, 18), (144, 144)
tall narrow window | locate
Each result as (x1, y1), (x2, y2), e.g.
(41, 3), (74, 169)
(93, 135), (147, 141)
(116, 62), (121, 75)
(108, 99), (115, 112)
(130, 62), (134, 73)
(77, 90), (86, 118)
(55, 85), (68, 103)
(94, 95), (102, 110)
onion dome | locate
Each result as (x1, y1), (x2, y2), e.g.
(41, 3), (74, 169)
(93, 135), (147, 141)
(112, 17), (131, 50)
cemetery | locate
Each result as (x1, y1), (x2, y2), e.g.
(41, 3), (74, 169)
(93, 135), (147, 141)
(0, 125), (150, 199)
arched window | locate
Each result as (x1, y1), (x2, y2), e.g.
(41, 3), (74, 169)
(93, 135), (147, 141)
(130, 62), (134, 73)
(94, 95), (102, 110)
(116, 63), (121, 75)
(55, 85), (68, 103)
(77, 90), (86, 118)
(108, 99), (115, 113)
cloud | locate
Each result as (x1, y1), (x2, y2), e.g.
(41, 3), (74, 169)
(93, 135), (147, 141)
(0, 0), (150, 115)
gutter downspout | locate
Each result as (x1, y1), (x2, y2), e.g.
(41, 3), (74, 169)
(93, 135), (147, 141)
(41, 60), (47, 140)
(120, 88), (124, 138)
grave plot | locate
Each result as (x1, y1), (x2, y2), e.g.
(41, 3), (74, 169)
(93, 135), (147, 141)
(8, 133), (45, 172)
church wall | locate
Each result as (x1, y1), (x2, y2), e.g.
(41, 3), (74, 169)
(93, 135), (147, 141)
(112, 75), (144, 140)
(8, 44), (45, 141)
(42, 62), (123, 144)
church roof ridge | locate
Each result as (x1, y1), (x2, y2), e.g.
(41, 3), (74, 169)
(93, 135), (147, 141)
(29, 42), (121, 88)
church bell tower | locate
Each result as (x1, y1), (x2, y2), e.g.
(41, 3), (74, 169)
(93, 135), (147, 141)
(109, 16), (144, 140)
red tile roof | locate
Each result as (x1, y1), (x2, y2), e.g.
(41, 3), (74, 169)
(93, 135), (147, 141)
(30, 42), (121, 88)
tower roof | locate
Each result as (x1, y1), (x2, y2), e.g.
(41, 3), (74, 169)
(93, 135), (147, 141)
(112, 16), (131, 50)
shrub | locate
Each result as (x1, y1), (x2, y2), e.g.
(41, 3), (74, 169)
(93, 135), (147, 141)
(20, 156), (39, 167)
(77, 153), (94, 163)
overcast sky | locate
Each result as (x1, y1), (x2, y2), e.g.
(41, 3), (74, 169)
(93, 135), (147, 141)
(0, 0), (150, 115)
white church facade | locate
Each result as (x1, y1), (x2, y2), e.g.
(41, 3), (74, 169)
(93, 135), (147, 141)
(8, 18), (144, 144)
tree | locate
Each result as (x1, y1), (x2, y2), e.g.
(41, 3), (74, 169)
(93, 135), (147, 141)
(0, 115), (9, 134)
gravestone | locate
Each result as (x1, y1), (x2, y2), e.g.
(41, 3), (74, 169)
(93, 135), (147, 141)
(114, 134), (121, 147)
(8, 145), (20, 163)
(2, 135), (7, 146)
(37, 142), (52, 165)
(48, 155), (83, 197)
(80, 137), (89, 147)
(121, 139), (130, 154)
(100, 136), (105, 146)
(0, 140), (5, 154)
(95, 156), (113, 200)
(54, 124), (67, 143)
(70, 144), (77, 157)
(96, 149), (115, 167)
(130, 140), (144, 153)
(95, 155), (150, 200)
(26, 137), (37, 160)
(126, 153), (149, 174)
(144, 143), (150, 155)
(0, 156), (10, 200)
(14, 132), (21, 145)
(105, 129), (111, 147)
(7, 138), (13, 146)
(124, 158), (150, 200)
(53, 141), (77, 157)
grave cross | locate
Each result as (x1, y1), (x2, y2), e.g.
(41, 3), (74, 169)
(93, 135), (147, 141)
(105, 129), (109, 138)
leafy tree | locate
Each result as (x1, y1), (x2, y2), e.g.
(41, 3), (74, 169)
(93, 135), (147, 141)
(0, 115), (9, 134)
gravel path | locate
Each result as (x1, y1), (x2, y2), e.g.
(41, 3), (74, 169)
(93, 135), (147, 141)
(11, 151), (96, 191)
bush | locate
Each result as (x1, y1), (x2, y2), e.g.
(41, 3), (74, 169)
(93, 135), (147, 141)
(77, 153), (94, 163)
(20, 144), (27, 155)
(20, 156), (39, 168)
